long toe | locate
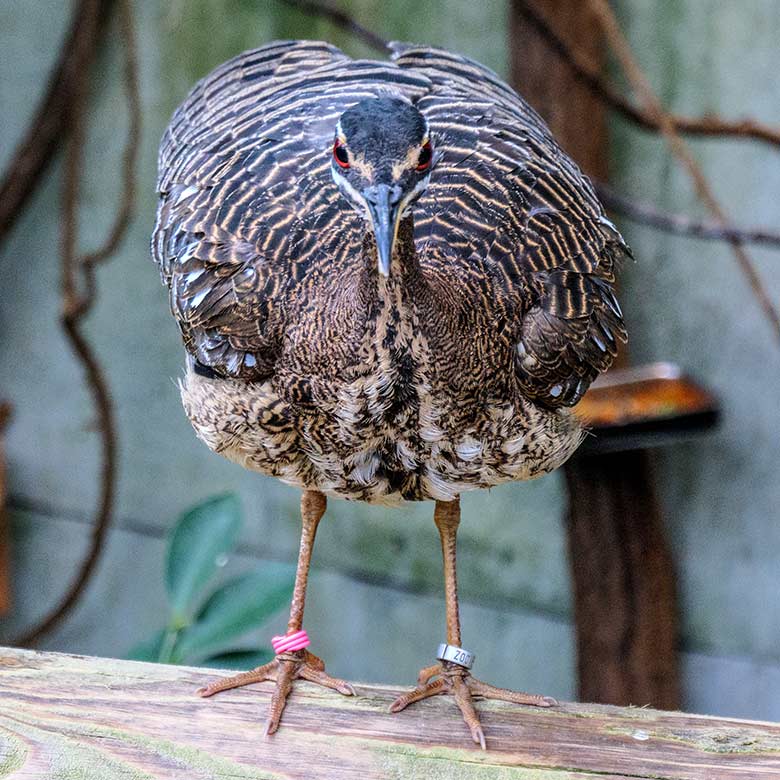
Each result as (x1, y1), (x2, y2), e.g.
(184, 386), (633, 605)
(197, 659), (277, 698)
(197, 650), (355, 736)
(468, 677), (557, 708)
(453, 676), (488, 750)
(298, 663), (356, 696)
(389, 677), (446, 713)
(265, 658), (297, 736)
(390, 663), (557, 749)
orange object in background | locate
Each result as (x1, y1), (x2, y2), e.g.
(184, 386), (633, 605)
(575, 363), (719, 452)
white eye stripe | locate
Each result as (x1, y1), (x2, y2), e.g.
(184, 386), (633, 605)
(331, 167), (372, 221)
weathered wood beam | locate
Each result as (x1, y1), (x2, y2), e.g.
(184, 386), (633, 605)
(1, 648), (778, 779)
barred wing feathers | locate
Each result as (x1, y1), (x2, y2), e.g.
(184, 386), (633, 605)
(152, 41), (432, 378)
(392, 44), (628, 408)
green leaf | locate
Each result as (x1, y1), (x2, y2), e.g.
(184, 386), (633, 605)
(165, 493), (242, 622)
(126, 629), (167, 662)
(176, 565), (294, 660)
(200, 648), (274, 670)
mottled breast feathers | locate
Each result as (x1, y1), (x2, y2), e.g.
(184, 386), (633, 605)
(152, 40), (627, 409)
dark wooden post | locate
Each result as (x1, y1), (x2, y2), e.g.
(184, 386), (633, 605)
(509, 0), (681, 708)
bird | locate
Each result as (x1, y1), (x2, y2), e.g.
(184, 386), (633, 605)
(151, 39), (627, 748)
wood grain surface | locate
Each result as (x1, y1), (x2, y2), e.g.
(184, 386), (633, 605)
(0, 648), (779, 778)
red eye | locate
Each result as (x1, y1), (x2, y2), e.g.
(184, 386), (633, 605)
(416, 141), (432, 171)
(333, 139), (350, 168)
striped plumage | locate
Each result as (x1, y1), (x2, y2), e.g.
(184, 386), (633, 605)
(152, 40), (627, 503)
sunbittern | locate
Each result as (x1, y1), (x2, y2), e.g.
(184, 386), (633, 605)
(152, 41), (627, 748)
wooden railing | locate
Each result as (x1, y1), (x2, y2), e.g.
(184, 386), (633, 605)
(1, 647), (779, 778)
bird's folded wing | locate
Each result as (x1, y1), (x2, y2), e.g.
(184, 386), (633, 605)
(394, 45), (629, 408)
(152, 40), (432, 380)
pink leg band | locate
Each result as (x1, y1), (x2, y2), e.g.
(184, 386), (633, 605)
(272, 629), (310, 654)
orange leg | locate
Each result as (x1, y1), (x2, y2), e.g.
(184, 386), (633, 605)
(198, 490), (354, 734)
(390, 498), (556, 749)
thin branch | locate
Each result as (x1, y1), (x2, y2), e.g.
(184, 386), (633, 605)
(273, 0), (780, 255)
(276, 0), (390, 52)
(512, 0), (780, 151)
(13, 0), (139, 648)
(0, 0), (115, 247)
(595, 182), (780, 249)
(276, 0), (780, 153)
(587, 0), (780, 343)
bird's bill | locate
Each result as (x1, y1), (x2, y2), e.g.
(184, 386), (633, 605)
(366, 185), (400, 277)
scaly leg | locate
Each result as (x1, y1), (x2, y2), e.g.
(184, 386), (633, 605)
(198, 490), (354, 734)
(390, 498), (556, 749)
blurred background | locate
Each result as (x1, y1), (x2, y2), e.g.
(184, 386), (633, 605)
(1, 0), (779, 722)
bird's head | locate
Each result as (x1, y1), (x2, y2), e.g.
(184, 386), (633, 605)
(331, 96), (433, 276)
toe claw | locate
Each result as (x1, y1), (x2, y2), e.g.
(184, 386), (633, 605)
(389, 692), (412, 713)
(541, 695), (558, 707)
(388, 697), (405, 714)
(472, 725), (486, 751)
(197, 682), (228, 698)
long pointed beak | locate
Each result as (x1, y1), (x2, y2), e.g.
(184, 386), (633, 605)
(364, 184), (401, 277)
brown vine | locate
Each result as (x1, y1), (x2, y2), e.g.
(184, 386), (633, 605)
(0, 1), (117, 247)
(11, 0), (140, 647)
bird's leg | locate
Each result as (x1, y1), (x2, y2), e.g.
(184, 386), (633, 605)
(198, 489), (354, 734)
(390, 498), (556, 749)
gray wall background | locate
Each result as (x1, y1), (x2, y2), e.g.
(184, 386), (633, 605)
(1, 0), (779, 720)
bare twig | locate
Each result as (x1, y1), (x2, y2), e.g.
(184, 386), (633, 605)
(512, 0), (780, 151)
(276, 0), (390, 52)
(595, 182), (780, 249)
(12, 0), (139, 648)
(587, 0), (780, 343)
(0, 0), (115, 247)
(272, 0), (780, 255)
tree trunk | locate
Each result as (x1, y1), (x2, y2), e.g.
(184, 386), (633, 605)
(509, 0), (681, 709)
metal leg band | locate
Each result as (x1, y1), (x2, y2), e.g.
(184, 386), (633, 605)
(436, 642), (475, 670)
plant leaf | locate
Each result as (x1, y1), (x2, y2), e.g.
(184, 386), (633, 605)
(176, 565), (294, 660)
(126, 629), (167, 662)
(165, 493), (242, 622)
(200, 648), (274, 670)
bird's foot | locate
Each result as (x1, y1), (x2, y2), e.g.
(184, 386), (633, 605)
(197, 649), (355, 735)
(389, 662), (557, 750)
